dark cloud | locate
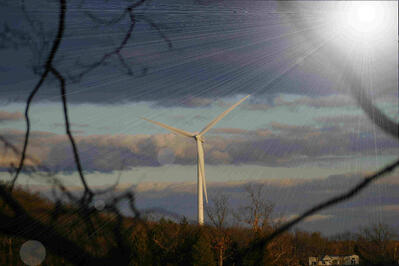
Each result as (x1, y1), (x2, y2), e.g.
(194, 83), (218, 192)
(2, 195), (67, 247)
(0, 66), (11, 72)
(155, 96), (214, 108)
(0, 1), (395, 106)
(242, 103), (271, 111)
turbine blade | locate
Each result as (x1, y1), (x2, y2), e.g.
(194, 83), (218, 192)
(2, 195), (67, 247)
(202, 173), (208, 204)
(199, 95), (250, 136)
(197, 141), (208, 203)
(142, 117), (194, 138)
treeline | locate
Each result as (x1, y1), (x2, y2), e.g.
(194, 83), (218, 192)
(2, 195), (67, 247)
(0, 187), (398, 265)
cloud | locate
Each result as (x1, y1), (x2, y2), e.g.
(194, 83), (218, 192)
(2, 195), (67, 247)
(242, 103), (271, 111)
(313, 114), (398, 141)
(154, 96), (214, 108)
(0, 111), (23, 122)
(242, 94), (357, 112)
(234, 94), (359, 113)
(0, 129), (54, 168)
(270, 122), (314, 134)
(287, 95), (356, 108)
(314, 115), (361, 125)
(1, 118), (397, 172)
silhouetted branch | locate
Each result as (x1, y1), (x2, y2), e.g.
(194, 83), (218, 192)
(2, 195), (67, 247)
(72, 9), (136, 81)
(50, 66), (93, 199)
(349, 73), (399, 140)
(85, 10), (128, 26)
(70, 0), (162, 81)
(72, 0), (172, 81)
(137, 14), (173, 49)
(0, 136), (39, 166)
(248, 157), (399, 260)
(10, 0), (66, 190)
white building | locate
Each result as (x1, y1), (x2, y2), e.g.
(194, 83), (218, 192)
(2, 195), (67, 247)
(309, 255), (359, 265)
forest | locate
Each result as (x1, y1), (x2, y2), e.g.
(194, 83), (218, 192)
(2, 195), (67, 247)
(1, 186), (398, 265)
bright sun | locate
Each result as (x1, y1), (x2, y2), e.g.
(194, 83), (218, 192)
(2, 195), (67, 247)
(347, 2), (382, 33)
(354, 4), (376, 24)
(325, 1), (396, 48)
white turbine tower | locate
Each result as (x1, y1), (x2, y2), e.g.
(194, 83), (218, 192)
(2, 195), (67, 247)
(142, 95), (250, 225)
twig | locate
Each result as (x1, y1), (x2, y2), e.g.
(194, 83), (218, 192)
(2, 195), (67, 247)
(138, 14), (173, 49)
(71, 0), (154, 81)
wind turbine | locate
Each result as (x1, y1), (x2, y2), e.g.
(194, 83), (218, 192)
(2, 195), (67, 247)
(142, 95), (250, 225)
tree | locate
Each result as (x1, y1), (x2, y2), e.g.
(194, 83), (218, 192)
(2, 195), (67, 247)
(191, 229), (216, 266)
(206, 194), (230, 230)
(355, 223), (398, 265)
(265, 231), (299, 266)
(206, 194), (231, 266)
(234, 184), (274, 233)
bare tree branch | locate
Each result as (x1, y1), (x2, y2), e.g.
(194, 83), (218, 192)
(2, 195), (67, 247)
(206, 194), (229, 229)
(349, 73), (398, 140)
(10, 0), (67, 190)
(72, 9), (137, 81)
(69, 0), (167, 82)
(137, 14), (173, 49)
(247, 157), (399, 260)
(49, 66), (93, 199)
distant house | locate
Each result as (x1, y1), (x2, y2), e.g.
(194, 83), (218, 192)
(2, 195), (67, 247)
(309, 255), (359, 265)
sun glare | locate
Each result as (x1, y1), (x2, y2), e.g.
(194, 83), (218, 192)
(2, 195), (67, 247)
(354, 4), (376, 24)
(347, 2), (381, 33)
(325, 1), (396, 49)
(335, 2), (392, 34)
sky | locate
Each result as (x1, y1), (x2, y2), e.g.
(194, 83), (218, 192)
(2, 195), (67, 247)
(0, 0), (398, 235)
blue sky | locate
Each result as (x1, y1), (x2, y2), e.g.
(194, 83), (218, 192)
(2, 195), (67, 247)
(0, 0), (398, 234)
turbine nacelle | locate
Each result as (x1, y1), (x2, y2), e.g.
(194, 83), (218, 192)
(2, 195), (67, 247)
(194, 135), (204, 143)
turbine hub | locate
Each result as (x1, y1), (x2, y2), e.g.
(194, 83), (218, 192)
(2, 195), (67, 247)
(194, 135), (204, 142)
